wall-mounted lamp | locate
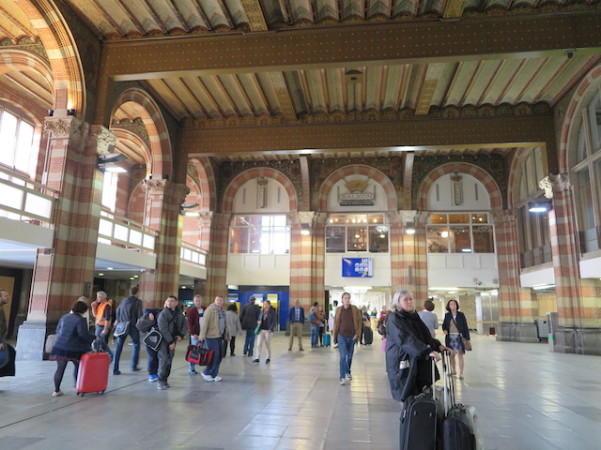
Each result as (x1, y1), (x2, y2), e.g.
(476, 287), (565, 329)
(67, 109), (77, 117)
(47, 109), (54, 117)
(97, 153), (127, 172)
(405, 222), (416, 235)
(180, 202), (200, 216)
(300, 224), (311, 236)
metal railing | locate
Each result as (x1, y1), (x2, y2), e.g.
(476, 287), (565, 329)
(0, 165), (57, 225)
(98, 208), (157, 253)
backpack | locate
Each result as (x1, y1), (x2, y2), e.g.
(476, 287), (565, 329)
(136, 313), (154, 333)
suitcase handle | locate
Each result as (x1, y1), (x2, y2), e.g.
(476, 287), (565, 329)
(441, 351), (457, 415)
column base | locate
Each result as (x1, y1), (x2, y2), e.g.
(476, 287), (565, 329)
(15, 321), (47, 361)
(554, 327), (601, 355)
(495, 322), (539, 343)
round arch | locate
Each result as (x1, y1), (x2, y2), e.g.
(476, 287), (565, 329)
(222, 167), (298, 213)
(417, 163), (503, 210)
(558, 64), (601, 172)
(110, 88), (173, 178)
(188, 157), (216, 211)
(15, 0), (84, 112)
(317, 164), (397, 211)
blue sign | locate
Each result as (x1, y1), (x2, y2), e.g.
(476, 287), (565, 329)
(342, 258), (373, 278)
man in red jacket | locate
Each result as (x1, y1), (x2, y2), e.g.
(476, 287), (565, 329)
(186, 294), (205, 374)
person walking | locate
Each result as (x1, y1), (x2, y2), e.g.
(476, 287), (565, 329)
(225, 303), (241, 356)
(333, 292), (362, 385)
(92, 291), (114, 362)
(200, 295), (229, 381)
(309, 302), (322, 348)
(186, 294), (205, 374)
(50, 298), (97, 397)
(156, 296), (184, 390)
(288, 299), (305, 351)
(418, 299), (439, 338)
(253, 300), (276, 364)
(142, 307), (162, 382)
(113, 287), (143, 375)
(240, 296), (260, 357)
(442, 299), (471, 380)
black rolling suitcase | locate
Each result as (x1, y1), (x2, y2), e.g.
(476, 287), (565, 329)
(399, 359), (437, 450)
(362, 326), (373, 345)
(441, 352), (482, 450)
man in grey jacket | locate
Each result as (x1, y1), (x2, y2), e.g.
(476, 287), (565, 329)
(156, 296), (184, 390)
(113, 287), (143, 375)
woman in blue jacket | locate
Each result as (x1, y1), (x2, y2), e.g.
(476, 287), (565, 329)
(50, 298), (97, 397)
(441, 299), (471, 380)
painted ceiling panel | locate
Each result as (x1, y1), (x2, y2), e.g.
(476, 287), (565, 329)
(478, 59), (523, 105)
(462, 61), (505, 106)
(237, 73), (270, 115)
(290, 0), (314, 22)
(172, 0), (208, 31)
(283, 72), (308, 116)
(342, 0), (366, 19)
(315, 0), (339, 21)
(197, 0), (231, 29)
(501, 57), (547, 105)
(223, 0), (250, 27)
(102, 0), (141, 36)
(165, 78), (205, 117)
(326, 69), (345, 112)
(255, 72), (283, 115)
(123, 0), (165, 34)
(543, 56), (600, 105)
(260, 0), (288, 26)
(367, 0), (392, 18)
(215, 75), (250, 116)
(444, 61), (480, 106)
(430, 63), (457, 107)
(145, 79), (188, 120)
(193, 76), (231, 116)
(518, 57), (569, 104)
(0, 3), (35, 42)
(365, 66), (384, 111)
(6, 71), (52, 106)
(64, 1), (118, 38)
(404, 64), (427, 110)
(305, 70), (328, 113)
(381, 65), (404, 110)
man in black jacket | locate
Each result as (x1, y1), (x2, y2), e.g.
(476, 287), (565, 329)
(156, 296), (184, 390)
(113, 287), (143, 375)
(240, 296), (260, 357)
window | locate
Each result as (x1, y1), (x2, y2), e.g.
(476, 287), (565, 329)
(101, 171), (119, 212)
(229, 215), (290, 254)
(426, 213), (495, 254)
(0, 109), (36, 175)
(325, 213), (389, 253)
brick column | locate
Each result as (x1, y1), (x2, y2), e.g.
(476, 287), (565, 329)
(493, 210), (537, 342)
(388, 210), (428, 300)
(139, 179), (188, 305)
(17, 117), (115, 360)
(204, 212), (231, 300)
(289, 211), (326, 307)
(546, 174), (600, 354)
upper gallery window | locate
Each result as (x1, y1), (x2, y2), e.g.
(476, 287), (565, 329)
(0, 109), (36, 176)
(229, 215), (290, 254)
(427, 213), (494, 254)
(325, 214), (389, 253)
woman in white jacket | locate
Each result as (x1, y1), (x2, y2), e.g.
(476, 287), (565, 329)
(224, 303), (242, 357)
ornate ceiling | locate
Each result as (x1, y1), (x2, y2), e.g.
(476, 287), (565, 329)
(0, 0), (600, 163)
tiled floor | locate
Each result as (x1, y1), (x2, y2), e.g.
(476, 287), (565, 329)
(1, 333), (601, 449)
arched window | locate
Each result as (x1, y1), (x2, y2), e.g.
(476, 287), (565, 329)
(229, 214), (290, 254)
(0, 108), (36, 176)
(571, 90), (601, 253)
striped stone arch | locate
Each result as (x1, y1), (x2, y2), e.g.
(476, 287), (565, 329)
(110, 88), (173, 178)
(417, 163), (503, 210)
(317, 164), (397, 211)
(558, 64), (601, 172)
(127, 182), (145, 224)
(222, 167), (298, 213)
(507, 147), (528, 208)
(15, 0), (84, 112)
(111, 129), (152, 167)
(188, 157), (216, 211)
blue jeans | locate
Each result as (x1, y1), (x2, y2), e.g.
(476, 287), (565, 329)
(113, 326), (140, 372)
(203, 337), (223, 378)
(189, 336), (199, 372)
(94, 325), (113, 360)
(337, 335), (355, 380)
(243, 329), (256, 356)
(311, 325), (320, 346)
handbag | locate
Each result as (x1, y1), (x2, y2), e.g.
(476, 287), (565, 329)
(45, 334), (57, 354)
(136, 313), (154, 333)
(185, 343), (214, 366)
(254, 323), (261, 335)
(461, 335), (472, 351)
(113, 321), (130, 337)
(143, 328), (162, 351)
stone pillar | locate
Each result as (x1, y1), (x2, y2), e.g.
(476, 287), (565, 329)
(545, 174), (600, 354)
(289, 211), (326, 307)
(139, 179), (188, 306)
(17, 117), (114, 360)
(388, 210), (428, 301)
(204, 212), (232, 301)
(493, 210), (537, 342)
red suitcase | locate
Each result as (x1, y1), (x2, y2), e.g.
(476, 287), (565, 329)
(76, 351), (110, 396)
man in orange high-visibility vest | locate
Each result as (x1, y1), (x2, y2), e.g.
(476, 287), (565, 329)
(94, 291), (114, 361)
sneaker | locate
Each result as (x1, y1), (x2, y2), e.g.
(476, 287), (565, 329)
(339, 378), (347, 385)
(333, 344), (338, 348)
(148, 375), (158, 382)
(252, 359), (260, 363)
(265, 359), (270, 364)
(346, 374), (352, 380)
(213, 376), (223, 382)
(113, 370), (121, 375)
(156, 383), (168, 390)
(201, 372), (214, 382)
(188, 370), (198, 375)
(52, 390), (64, 397)
(132, 367), (141, 372)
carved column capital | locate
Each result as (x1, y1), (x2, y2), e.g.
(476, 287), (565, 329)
(491, 209), (517, 225)
(539, 173), (571, 198)
(43, 116), (85, 146)
(143, 178), (168, 195)
(88, 125), (116, 155)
